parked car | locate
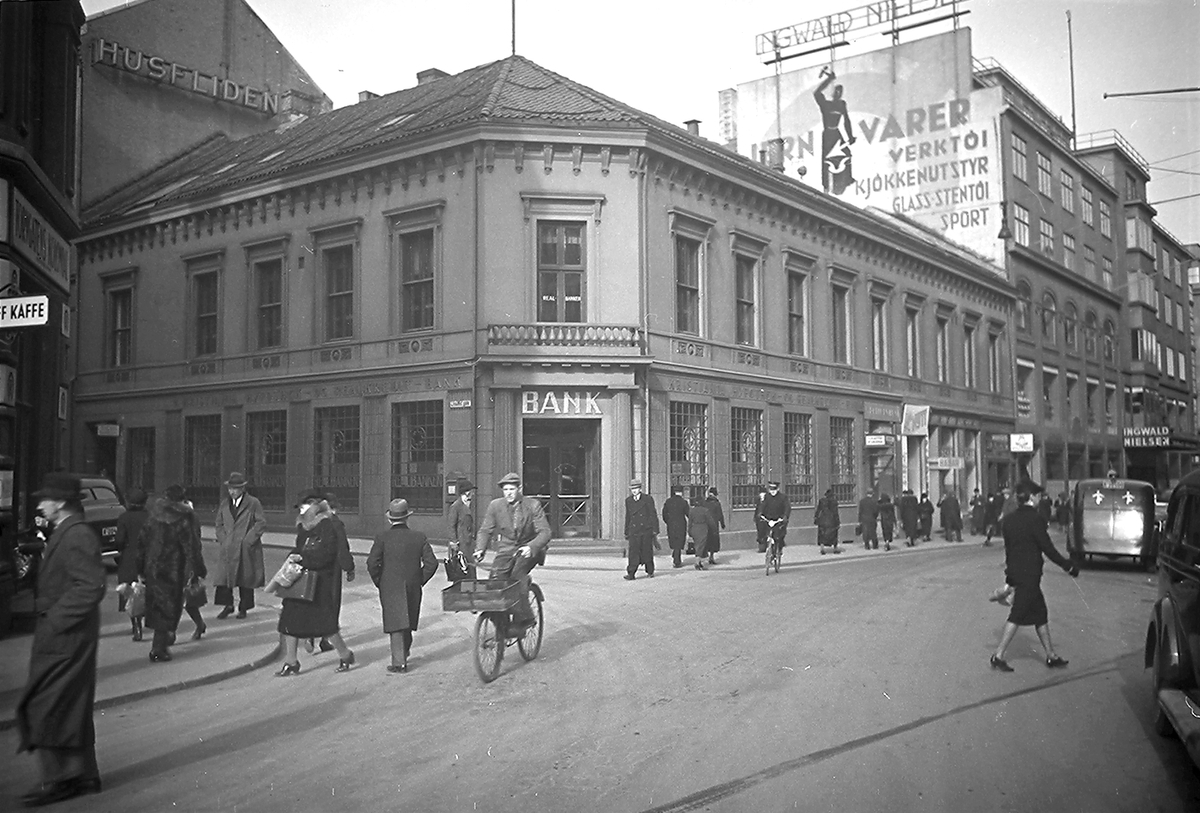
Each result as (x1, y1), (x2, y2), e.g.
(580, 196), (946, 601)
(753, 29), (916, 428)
(1145, 470), (1200, 768)
(1068, 476), (1158, 570)
(80, 476), (125, 561)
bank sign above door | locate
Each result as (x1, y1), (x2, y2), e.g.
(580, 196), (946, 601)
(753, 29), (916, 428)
(522, 391), (603, 415)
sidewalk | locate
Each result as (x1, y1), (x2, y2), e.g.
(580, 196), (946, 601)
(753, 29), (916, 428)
(1, 528), (999, 730)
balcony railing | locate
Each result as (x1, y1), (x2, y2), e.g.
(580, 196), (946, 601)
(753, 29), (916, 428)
(488, 323), (644, 353)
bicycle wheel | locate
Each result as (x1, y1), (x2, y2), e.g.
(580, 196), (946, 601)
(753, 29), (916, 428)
(774, 544), (780, 573)
(473, 612), (504, 683)
(765, 546), (772, 576)
(517, 583), (544, 661)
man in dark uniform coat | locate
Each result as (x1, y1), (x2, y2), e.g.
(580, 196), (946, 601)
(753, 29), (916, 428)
(990, 480), (1079, 672)
(760, 480), (791, 554)
(17, 473), (107, 806)
(661, 486), (690, 569)
(623, 478), (659, 580)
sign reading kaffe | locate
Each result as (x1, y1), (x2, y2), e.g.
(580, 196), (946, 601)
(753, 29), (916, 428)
(1124, 426), (1170, 448)
(521, 391), (603, 415)
(736, 28), (1005, 268)
(92, 38), (280, 115)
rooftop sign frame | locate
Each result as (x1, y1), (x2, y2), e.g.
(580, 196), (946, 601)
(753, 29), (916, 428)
(756, 0), (971, 60)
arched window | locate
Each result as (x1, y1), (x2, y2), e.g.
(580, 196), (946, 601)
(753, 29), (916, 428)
(1016, 280), (1032, 333)
(1103, 319), (1116, 363)
(1041, 291), (1057, 343)
(1084, 311), (1098, 357)
(1063, 302), (1078, 350)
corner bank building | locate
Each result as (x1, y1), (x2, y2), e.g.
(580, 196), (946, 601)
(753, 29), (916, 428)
(75, 55), (1017, 543)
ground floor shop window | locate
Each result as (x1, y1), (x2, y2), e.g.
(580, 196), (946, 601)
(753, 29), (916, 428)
(830, 416), (856, 503)
(391, 400), (444, 512)
(314, 406), (360, 511)
(784, 412), (814, 506)
(669, 401), (708, 500)
(184, 415), (222, 510)
(126, 426), (155, 493)
(246, 410), (287, 510)
(731, 407), (763, 508)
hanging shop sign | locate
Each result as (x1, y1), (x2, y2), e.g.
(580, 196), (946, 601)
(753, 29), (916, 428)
(864, 434), (891, 447)
(1009, 433), (1034, 453)
(9, 189), (71, 293)
(92, 38), (280, 115)
(521, 391), (603, 416)
(0, 295), (49, 328)
(928, 456), (964, 470)
(95, 424), (121, 437)
(901, 405), (930, 436)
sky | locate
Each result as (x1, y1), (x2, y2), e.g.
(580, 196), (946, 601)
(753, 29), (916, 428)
(81, 0), (1199, 242)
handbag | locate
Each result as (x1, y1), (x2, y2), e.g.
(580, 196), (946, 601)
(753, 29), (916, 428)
(184, 577), (208, 609)
(444, 550), (470, 583)
(277, 569), (318, 602)
(125, 581), (146, 618)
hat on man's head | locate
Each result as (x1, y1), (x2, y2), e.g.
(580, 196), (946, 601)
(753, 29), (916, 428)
(386, 498), (412, 521)
(33, 472), (81, 501)
(165, 484), (186, 503)
(224, 472), (248, 487)
(708, 487), (719, 496)
(672, 485), (684, 495)
(497, 472), (521, 487)
(324, 492), (340, 510)
(1014, 479), (1044, 501)
(457, 478), (476, 493)
(767, 479), (780, 488)
(630, 478), (643, 488)
(294, 488), (323, 508)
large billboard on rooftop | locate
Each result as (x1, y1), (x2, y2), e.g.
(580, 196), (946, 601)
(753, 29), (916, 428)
(735, 28), (1005, 271)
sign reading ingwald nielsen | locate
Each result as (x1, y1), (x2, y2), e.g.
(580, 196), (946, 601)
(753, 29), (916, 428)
(736, 29), (1006, 269)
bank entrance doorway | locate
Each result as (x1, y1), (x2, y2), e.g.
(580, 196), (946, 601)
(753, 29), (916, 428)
(523, 419), (599, 538)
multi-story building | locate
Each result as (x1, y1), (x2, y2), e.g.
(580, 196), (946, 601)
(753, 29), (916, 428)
(73, 55), (1015, 542)
(974, 59), (1197, 495)
(1074, 132), (1200, 485)
(0, 1), (85, 538)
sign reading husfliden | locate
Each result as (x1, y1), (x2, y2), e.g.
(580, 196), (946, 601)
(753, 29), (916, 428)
(736, 29), (1006, 269)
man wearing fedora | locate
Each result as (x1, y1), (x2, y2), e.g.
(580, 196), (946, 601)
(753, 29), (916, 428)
(447, 477), (477, 580)
(213, 472), (267, 619)
(475, 472), (550, 631)
(623, 478), (659, 580)
(16, 473), (107, 806)
(367, 499), (438, 673)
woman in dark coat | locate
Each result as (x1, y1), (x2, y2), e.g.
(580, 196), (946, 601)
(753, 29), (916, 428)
(815, 488), (841, 554)
(702, 488), (725, 564)
(135, 485), (207, 661)
(276, 491), (355, 676)
(878, 494), (896, 551)
(898, 489), (920, 546)
(687, 499), (717, 570)
(939, 491), (963, 542)
(114, 488), (150, 639)
(917, 493), (935, 541)
(367, 499), (438, 673)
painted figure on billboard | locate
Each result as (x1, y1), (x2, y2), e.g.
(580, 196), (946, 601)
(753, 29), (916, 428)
(813, 66), (856, 195)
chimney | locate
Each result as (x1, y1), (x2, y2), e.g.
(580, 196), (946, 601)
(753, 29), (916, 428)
(358, 90), (380, 102)
(684, 119), (701, 137)
(417, 68), (450, 85)
(277, 88), (322, 121)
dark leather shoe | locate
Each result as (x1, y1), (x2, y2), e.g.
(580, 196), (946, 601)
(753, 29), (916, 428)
(335, 652), (356, 673)
(990, 655), (1014, 672)
(191, 622), (206, 640)
(217, 606), (233, 619)
(1046, 655), (1069, 668)
(318, 638), (335, 653)
(21, 778), (92, 807)
(149, 650), (172, 662)
(275, 661), (301, 677)
(387, 663), (407, 674)
(236, 610), (247, 619)
(623, 574), (635, 580)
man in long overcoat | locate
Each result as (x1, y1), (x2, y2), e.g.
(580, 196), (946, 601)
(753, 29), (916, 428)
(17, 473), (107, 806)
(857, 490), (880, 550)
(702, 488), (725, 565)
(815, 488), (841, 554)
(213, 472), (266, 619)
(623, 478), (659, 580)
(939, 491), (963, 542)
(917, 492), (935, 541)
(661, 485), (690, 569)
(475, 472), (551, 629)
(135, 484), (207, 661)
(447, 478), (477, 579)
(367, 499), (438, 673)
(898, 489), (920, 547)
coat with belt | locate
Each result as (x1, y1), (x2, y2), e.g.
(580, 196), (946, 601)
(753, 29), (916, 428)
(475, 495), (551, 561)
(213, 493), (267, 589)
(17, 513), (107, 752)
(366, 524), (438, 633)
(277, 502), (342, 639)
(661, 495), (690, 549)
(447, 497), (476, 558)
(624, 494), (660, 539)
(135, 497), (207, 632)
(702, 496), (725, 552)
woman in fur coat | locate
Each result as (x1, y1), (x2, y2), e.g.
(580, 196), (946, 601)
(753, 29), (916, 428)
(134, 485), (206, 662)
(275, 490), (355, 676)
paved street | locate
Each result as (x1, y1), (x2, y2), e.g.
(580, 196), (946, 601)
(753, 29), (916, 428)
(3, 533), (1199, 812)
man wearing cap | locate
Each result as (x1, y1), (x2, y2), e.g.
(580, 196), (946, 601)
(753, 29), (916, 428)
(760, 480), (792, 557)
(213, 472), (267, 619)
(990, 480), (1079, 672)
(16, 473), (107, 806)
(661, 485), (690, 569)
(624, 478), (660, 580)
(475, 473), (550, 630)
(447, 478), (477, 580)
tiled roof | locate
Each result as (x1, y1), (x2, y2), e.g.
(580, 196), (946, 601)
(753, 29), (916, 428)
(83, 55), (667, 227)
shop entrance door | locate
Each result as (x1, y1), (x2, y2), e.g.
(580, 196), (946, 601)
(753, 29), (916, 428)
(523, 419), (599, 538)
